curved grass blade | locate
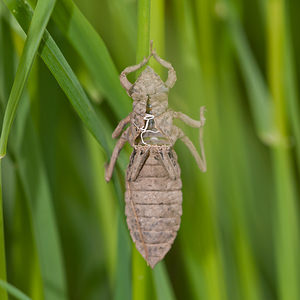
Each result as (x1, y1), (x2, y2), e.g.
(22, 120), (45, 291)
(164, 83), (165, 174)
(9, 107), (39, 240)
(1, 8), (68, 298)
(0, 279), (31, 300)
(0, 8), (15, 111)
(3, 0), (111, 154)
(6, 4), (132, 298)
(40, 0), (131, 119)
(4, 0), (129, 164)
(0, 0), (56, 158)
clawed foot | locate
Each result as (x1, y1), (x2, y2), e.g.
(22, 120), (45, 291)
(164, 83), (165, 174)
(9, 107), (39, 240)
(200, 106), (206, 127)
(142, 55), (151, 65)
(105, 163), (111, 182)
(150, 40), (157, 56)
(141, 40), (156, 64)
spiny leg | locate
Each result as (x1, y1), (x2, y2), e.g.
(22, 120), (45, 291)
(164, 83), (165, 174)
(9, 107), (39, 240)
(172, 107), (206, 171)
(105, 128), (129, 182)
(120, 54), (152, 93)
(150, 42), (177, 88)
(173, 106), (206, 128)
(112, 114), (131, 139)
(127, 146), (150, 181)
(180, 135), (206, 172)
(175, 125), (207, 173)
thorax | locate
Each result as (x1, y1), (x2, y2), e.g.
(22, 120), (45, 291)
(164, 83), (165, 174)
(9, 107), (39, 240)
(130, 93), (173, 146)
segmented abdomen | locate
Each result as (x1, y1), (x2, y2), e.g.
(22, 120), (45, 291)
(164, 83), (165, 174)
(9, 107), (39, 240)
(125, 146), (182, 268)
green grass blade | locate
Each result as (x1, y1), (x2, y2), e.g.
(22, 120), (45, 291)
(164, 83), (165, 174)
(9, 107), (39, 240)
(83, 86), (131, 298)
(114, 212), (132, 300)
(219, 48), (264, 300)
(194, 0), (229, 298)
(106, 0), (136, 64)
(40, 38), (111, 153)
(267, 1), (300, 299)
(85, 131), (117, 284)
(132, 249), (153, 300)
(0, 6), (12, 300)
(0, 8), (15, 110)
(0, 0), (56, 158)
(0, 163), (8, 300)
(283, 0), (300, 172)
(3, 0), (111, 154)
(0, 279), (31, 300)
(1, 8), (56, 299)
(35, 0), (131, 119)
(223, 0), (277, 145)
(10, 96), (68, 300)
(136, 0), (151, 64)
(5, 6), (132, 298)
(149, 0), (165, 76)
(153, 263), (176, 300)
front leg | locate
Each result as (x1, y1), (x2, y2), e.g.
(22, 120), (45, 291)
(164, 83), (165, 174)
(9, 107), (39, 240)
(105, 127), (129, 182)
(120, 54), (152, 94)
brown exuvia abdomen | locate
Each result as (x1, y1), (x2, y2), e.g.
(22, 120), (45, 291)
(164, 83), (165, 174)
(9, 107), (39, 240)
(125, 145), (182, 268)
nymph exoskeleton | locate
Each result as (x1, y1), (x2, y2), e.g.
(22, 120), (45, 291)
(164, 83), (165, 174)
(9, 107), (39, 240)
(105, 42), (206, 268)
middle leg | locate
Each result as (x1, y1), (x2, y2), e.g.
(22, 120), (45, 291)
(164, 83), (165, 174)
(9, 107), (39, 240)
(105, 128), (129, 182)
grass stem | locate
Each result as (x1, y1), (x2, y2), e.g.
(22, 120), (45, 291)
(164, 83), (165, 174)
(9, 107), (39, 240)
(268, 1), (300, 299)
(0, 163), (8, 300)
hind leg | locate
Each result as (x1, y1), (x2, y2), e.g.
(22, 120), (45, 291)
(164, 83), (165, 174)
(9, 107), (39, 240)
(174, 126), (207, 172)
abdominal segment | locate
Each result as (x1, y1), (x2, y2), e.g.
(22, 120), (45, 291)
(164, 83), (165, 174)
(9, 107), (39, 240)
(125, 146), (182, 268)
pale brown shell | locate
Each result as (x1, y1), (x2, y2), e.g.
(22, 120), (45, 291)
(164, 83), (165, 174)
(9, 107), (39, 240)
(125, 146), (182, 268)
(105, 50), (207, 269)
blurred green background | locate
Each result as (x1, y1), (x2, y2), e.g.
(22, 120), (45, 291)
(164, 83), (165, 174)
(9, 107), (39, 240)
(0, 0), (300, 299)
